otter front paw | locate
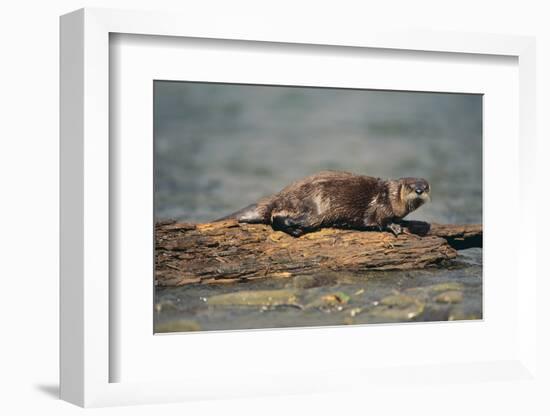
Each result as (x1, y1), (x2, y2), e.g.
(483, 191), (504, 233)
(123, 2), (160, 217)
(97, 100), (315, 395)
(386, 223), (402, 236)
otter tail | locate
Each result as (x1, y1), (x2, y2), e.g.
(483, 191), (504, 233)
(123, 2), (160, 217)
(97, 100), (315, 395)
(214, 203), (266, 224)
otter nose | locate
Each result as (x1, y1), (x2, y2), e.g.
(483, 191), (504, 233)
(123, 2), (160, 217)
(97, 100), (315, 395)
(415, 188), (424, 195)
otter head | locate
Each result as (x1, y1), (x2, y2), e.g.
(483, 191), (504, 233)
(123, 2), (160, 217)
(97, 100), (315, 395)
(398, 177), (431, 212)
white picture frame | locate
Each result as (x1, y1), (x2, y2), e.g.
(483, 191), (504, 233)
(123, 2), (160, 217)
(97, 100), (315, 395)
(60, 8), (537, 408)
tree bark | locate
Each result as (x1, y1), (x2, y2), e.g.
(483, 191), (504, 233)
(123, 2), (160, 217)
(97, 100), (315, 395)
(155, 219), (482, 287)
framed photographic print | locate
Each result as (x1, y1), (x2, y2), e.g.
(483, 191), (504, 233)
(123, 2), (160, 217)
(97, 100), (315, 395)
(60, 8), (538, 407)
(152, 81), (483, 333)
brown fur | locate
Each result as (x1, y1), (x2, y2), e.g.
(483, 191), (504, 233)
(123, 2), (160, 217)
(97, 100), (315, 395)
(217, 171), (430, 237)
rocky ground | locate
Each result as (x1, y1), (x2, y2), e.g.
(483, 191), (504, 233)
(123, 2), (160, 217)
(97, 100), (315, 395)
(154, 248), (482, 332)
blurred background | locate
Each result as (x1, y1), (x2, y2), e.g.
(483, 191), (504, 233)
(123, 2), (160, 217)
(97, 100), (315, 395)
(154, 81), (482, 225)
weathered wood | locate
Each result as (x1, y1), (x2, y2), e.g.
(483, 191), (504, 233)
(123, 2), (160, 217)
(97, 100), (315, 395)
(155, 220), (482, 287)
(399, 220), (483, 250)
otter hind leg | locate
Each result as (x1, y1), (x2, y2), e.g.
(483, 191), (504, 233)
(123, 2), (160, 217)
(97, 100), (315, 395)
(271, 213), (318, 237)
(271, 215), (306, 237)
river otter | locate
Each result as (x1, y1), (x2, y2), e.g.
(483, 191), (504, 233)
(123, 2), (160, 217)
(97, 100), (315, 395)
(217, 170), (431, 237)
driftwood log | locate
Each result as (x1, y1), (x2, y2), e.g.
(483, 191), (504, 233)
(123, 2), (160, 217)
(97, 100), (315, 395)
(155, 219), (482, 286)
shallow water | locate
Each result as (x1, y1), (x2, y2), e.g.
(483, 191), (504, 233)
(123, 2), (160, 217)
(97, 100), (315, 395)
(153, 82), (482, 332)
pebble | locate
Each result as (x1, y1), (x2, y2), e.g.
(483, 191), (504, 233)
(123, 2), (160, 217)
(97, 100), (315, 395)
(434, 290), (464, 304)
(207, 289), (300, 307)
(368, 294), (425, 321)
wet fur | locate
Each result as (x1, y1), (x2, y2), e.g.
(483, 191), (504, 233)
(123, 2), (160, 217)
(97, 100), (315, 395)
(216, 171), (430, 237)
